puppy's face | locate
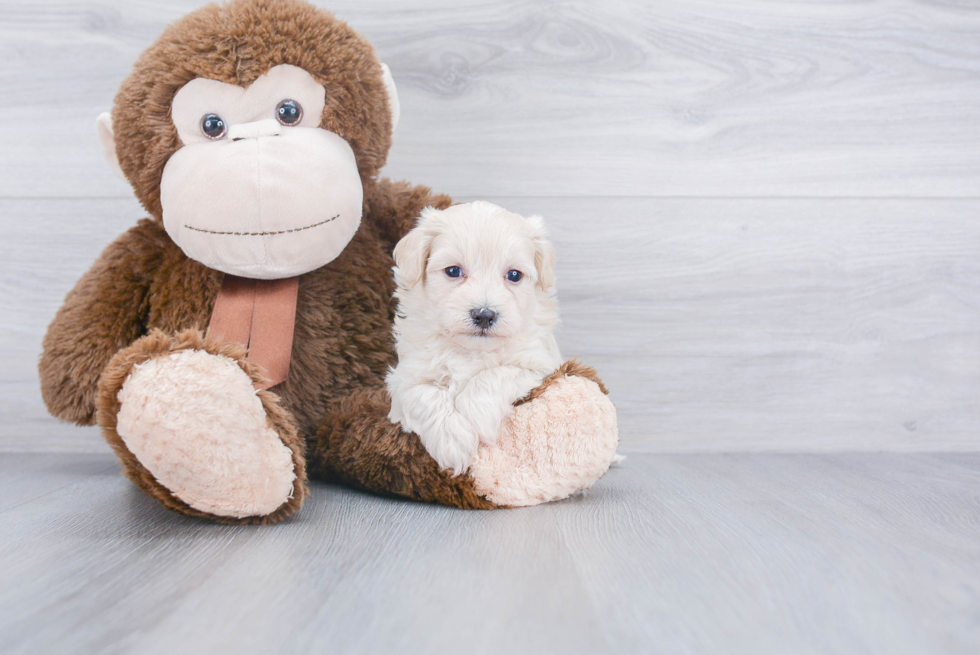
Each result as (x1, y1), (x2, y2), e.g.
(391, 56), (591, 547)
(393, 202), (556, 350)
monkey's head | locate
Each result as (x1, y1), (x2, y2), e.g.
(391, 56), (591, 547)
(97, 0), (400, 279)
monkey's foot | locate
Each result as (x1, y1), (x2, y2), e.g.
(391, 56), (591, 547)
(467, 361), (619, 507)
(97, 329), (307, 524)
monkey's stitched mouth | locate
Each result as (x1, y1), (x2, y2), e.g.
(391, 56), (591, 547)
(183, 214), (339, 236)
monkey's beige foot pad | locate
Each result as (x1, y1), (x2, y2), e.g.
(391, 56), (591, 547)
(468, 375), (619, 507)
(114, 349), (298, 519)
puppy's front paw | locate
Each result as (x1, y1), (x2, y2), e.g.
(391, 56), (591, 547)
(420, 413), (479, 476)
(455, 389), (511, 446)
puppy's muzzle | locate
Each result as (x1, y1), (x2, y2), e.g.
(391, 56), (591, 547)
(470, 307), (497, 330)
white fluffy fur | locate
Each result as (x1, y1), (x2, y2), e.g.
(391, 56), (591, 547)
(386, 201), (563, 475)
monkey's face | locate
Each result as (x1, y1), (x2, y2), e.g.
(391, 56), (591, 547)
(98, 0), (400, 280)
(158, 64), (362, 279)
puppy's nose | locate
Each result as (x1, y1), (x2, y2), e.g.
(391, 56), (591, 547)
(470, 307), (497, 330)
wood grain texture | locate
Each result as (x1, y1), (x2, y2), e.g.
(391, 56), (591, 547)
(3, 196), (977, 453)
(490, 196), (980, 453)
(0, 0), (978, 198)
(0, 453), (978, 654)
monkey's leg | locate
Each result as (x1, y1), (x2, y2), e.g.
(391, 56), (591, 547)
(96, 329), (308, 524)
(311, 361), (618, 509)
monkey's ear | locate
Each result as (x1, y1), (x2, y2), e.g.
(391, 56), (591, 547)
(96, 112), (126, 181)
(380, 63), (400, 133)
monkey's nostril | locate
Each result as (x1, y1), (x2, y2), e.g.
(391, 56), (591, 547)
(470, 307), (497, 330)
(226, 118), (283, 141)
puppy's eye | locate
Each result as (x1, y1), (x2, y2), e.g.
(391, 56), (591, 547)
(506, 270), (523, 282)
(445, 266), (462, 278)
(276, 99), (303, 125)
(201, 114), (227, 140)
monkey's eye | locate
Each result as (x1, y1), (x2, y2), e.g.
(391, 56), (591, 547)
(275, 99), (303, 126)
(200, 114), (227, 140)
(445, 266), (462, 278)
(506, 270), (523, 282)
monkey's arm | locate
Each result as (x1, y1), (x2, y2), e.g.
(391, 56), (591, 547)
(39, 220), (165, 425)
(362, 177), (452, 250)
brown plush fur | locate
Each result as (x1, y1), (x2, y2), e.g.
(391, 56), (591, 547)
(38, 0), (613, 521)
(96, 329), (308, 525)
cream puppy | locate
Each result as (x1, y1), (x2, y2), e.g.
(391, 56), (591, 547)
(386, 201), (562, 475)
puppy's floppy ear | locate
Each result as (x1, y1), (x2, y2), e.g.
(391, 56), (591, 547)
(526, 214), (556, 290)
(393, 206), (440, 288)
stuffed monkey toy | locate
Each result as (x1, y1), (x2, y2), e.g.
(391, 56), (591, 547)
(39, 0), (619, 524)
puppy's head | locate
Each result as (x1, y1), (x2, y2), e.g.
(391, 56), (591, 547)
(393, 201), (557, 350)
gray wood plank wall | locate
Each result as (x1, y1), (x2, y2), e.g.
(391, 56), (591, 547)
(1, 0), (978, 453)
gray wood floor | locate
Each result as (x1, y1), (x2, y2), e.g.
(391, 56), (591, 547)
(1, 453), (979, 655)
